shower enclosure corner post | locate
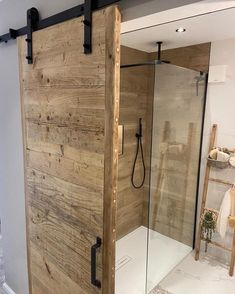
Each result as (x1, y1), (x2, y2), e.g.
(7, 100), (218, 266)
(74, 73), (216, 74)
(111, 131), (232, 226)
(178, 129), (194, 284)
(193, 73), (209, 250)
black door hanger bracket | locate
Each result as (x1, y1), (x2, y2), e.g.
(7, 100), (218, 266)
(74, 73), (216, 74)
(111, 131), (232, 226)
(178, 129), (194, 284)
(0, 0), (120, 64)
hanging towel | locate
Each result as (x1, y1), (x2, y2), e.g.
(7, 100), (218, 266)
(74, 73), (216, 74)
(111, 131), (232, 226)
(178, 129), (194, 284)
(230, 188), (235, 216)
(230, 157), (235, 167)
(217, 187), (235, 238)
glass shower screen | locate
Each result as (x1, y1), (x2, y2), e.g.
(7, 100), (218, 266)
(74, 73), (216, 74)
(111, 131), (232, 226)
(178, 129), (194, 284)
(147, 63), (207, 293)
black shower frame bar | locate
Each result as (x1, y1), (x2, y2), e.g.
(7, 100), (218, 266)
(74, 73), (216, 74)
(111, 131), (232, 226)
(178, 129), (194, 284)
(0, 0), (120, 64)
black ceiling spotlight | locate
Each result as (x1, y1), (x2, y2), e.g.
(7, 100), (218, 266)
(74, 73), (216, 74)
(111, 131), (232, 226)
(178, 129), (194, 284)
(0, 0), (120, 64)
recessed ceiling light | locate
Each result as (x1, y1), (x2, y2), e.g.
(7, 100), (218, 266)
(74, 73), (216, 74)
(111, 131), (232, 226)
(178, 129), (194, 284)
(176, 27), (186, 33)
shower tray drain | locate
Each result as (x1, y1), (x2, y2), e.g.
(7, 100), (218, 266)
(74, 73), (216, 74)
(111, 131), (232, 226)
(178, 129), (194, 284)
(116, 255), (132, 271)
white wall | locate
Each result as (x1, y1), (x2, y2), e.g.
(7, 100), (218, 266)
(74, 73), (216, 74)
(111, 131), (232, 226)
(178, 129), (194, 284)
(0, 1), (203, 293)
(119, 0), (201, 21)
(0, 41), (29, 294)
(198, 38), (235, 263)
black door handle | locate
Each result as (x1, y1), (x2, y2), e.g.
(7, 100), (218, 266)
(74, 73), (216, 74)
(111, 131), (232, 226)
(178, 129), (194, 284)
(91, 237), (102, 288)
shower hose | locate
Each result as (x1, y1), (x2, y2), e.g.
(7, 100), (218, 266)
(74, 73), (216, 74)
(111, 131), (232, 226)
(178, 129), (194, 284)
(131, 119), (146, 189)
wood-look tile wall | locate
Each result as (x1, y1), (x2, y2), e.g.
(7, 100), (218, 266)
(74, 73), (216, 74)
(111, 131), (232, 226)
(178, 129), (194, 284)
(148, 64), (207, 246)
(117, 46), (154, 240)
(117, 43), (210, 241)
(150, 43), (211, 73)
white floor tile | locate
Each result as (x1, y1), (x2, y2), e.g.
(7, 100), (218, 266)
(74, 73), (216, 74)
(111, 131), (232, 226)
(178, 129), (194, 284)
(159, 252), (235, 294)
(115, 226), (191, 294)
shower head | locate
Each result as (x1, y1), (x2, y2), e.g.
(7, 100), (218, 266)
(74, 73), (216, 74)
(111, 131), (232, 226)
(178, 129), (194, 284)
(156, 41), (170, 64)
(194, 72), (206, 96)
(120, 41), (170, 68)
(194, 72), (206, 82)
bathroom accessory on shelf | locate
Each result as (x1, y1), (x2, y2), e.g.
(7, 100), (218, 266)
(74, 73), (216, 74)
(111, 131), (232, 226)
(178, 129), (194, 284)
(230, 156), (235, 167)
(207, 147), (230, 169)
(217, 186), (235, 239)
(195, 124), (235, 277)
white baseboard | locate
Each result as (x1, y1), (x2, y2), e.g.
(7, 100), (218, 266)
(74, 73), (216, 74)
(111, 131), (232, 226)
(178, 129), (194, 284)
(2, 283), (15, 294)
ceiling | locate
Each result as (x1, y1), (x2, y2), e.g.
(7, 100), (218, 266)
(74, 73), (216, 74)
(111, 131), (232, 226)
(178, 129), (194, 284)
(121, 7), (235, 52)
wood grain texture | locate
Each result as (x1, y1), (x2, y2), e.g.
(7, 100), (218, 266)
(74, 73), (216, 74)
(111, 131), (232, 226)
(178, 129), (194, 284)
(117, 46), (154, 239)
(118, 43), (210, 240)
(18, 6), (120, 294)
(195, 124), (217, 260)
(149, 122), (198, 245)
(143, 45), (210, 245)
(148, 63), (207, 246)
(150, 43), (211, 72)
(230, 230), (235, 276)
(103, 6), (121, 294)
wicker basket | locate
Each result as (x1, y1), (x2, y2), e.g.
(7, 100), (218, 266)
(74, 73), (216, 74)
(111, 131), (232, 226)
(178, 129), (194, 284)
(207, 157), (230, 169)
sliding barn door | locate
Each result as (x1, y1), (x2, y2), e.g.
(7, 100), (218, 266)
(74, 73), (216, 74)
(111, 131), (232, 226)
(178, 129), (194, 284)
(18, 6), (120, 294)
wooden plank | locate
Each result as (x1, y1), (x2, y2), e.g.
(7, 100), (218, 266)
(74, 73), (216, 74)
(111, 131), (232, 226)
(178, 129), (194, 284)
(30, 244), (87, 294)
(27, 168), (103, 236)
(209, 177), (234, 186)
(103, 6), (121, 294)
(229, 216), (235, 229)
(28, 205), (102, 291)
(195, 124), (217, 260)
(26, 122), (105, 154)
(18, 6), (120, 294)
(201, 239), (231, 252)
(26, 149), (104, 190)
(23, 87), (105, 110)
(25, 106), (105, 129)
(26, 139), (104, 167)
(21, 66), (105, 90)
(229, 230), (235, 276)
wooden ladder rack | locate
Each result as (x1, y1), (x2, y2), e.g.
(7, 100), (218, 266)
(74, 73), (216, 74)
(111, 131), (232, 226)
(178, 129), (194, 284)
(195, 124), (235, 276)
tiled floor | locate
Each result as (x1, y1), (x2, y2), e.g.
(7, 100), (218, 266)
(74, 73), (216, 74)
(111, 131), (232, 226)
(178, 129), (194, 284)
(147, 228), (191, 292)
(150, 285), (172, 294)
(115, 226), (191, 294)
(159, 252), (235, 294)
(115, 226), (235, 294)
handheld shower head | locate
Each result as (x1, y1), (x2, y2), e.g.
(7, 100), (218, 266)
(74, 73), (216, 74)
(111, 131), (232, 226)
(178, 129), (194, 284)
(136, 118), (142, 138)
(195, 72), (206, 96)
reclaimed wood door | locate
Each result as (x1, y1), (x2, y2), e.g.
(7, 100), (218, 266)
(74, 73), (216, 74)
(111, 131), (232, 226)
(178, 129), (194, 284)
(18, 6), (120, 294)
